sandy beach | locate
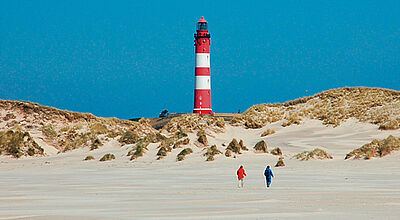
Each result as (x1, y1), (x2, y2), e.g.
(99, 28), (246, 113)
(1, 120), (399, 219)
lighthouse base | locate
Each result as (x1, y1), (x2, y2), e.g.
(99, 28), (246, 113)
(193, 109), (213, 116)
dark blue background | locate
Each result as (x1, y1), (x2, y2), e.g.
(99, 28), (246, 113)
(1, 1), (399, 119)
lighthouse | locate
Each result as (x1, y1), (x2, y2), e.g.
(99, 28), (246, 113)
(193, 16), (212, 115)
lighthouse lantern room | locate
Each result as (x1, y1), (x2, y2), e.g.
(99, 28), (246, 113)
(193, 16), (212, 115)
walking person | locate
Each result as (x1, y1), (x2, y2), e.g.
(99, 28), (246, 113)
(236, 165), (247, 188)
(264, 165), (274, 188)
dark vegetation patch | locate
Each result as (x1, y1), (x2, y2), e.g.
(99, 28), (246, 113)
(99, 153), (115, 161)
(197, 130), (208, 146)
(271, 147), (282, 156)
(254, 140), (268, 153)
(41, 124), (57, 138)
(0, 130), (44, 158)
(128, 140), (150, 160)
(204, 145), (222, 161)
(173, 138), (190, 149)
(261, 129), (275, 137)
(177, 148), (193, 161)
(226, 138), (241, 154)
(119, 131), (140, 145)
(345, 135), (400, 160)
(84, 155), (95, 161)
(275, 156), (285, 167)
(378, 119), (400, 130)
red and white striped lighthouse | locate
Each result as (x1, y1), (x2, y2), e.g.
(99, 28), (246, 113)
(193, 16), (212, 115)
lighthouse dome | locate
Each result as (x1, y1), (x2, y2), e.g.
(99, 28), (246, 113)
(197, 16), (208, 30)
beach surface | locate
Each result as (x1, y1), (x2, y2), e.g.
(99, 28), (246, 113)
(1, 120), (399, 219)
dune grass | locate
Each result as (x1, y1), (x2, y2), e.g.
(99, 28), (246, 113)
(239, 140), (249, 151)
(128, 140), (150, 160)
(41, 124), (57, 138)
(173, 138), (190, 149)
(261, 129), (275, 137)
(226, 139), (241, 154)
(118, 131), (140, 145)
(225, 149), (232, 157)
(162, 114), (226, 133)
(197, 130), (208, 146)
(204, 145), (222, 161)
(275, 156), (285, 167)
(0, 130), (44, 158)
(254, 140), (268, 153)
(271, 147), (282, 156)
(345, 135), (400, 160)
(177, 148), (193, 161)
(230, 87), (400, 129)
(294, 148), (333, 161)
(378, 119), (400, 130)
(99, 153), (115, 161)
(84, 155), (95, 161)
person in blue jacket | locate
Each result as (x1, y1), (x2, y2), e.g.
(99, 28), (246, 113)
(264, 165), (274, 188)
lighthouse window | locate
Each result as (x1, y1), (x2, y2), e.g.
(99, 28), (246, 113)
(197, 22), (208, 30)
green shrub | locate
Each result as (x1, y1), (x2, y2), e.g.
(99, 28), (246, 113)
(254, 140), (268, 153)
(244, 117), (263, 129)
(118, 131), (139, 145)
(128, 141), (149, 160)
(173, 138), (190, 149)
(131, 146), (145, 160)
(239, 139), (248, 151)
(0, 130), (44, 158)
(175, 131), (188, 139)
(275, 156), (285, 167)
(99, 153), (115, 161)
(378, 119), (400, 130)
(89, 123), (109, 135)
(294, 148), (333, 160)
(261, 129), (275, 137)
(196, 130), (208, 145)
(197, 130), (206, 137)
(90, 137), (102, 150)
(215, 118), (225, 128)
(198, 134), (208, 146)
(227, 139), (241, 154)
(41, 124), (57, 138)
(62, 132), (91, 152)
(225, 149), (232, 157)
(144, 132), (166, 143)
(271, 147), (282, 156)
(177, 148), (193, 161)
(203, 145), (222, 161)
(84, 156), (95, 161)
(157, 145), (172, 160)
(345, 135), (400, 160)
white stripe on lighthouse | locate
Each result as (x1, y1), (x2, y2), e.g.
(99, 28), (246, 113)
(193, 108), (212, 111)
(195, 76), (211, 90)
(195, 53), (210, 68)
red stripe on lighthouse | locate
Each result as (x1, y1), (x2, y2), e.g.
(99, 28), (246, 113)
(195, 67), (210, 76)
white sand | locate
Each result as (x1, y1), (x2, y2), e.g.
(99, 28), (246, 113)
(1, 120), (399, 219)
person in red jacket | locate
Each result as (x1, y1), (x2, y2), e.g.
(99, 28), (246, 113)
(236, 165), (247, 188)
